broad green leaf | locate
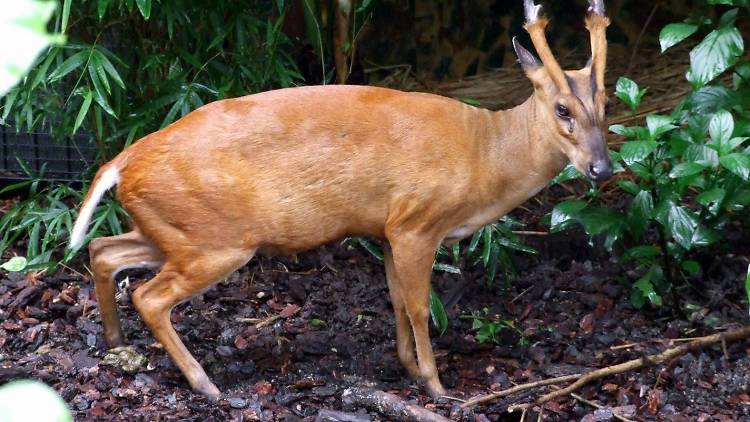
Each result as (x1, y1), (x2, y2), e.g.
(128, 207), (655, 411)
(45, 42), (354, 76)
(668, 205), (697, 250)
(550, 200), (587, 232)
(669, 162), (707, 178)
(687, 20), (744, 88)
(72, 88), (93, 134)
(719, 153), (750, 180)
(646, 115), (677, 139)
(691, 225), (720, 246)
(615, 77), (646, 111)
(618, 180), (640, 195)
(1, 256), (27, 272)
(686, 86), (736, 115)
(634, 269), (663, 307)
(709, 110), (734, 151)
(628, 190), (653, 239)
(681, 260), (701, 275)
(429, 289), (448, 335)
(609, 124), (637, 138)
(551, 164), (583, 184)
(697, 187), (726, 214)
(660, 23), (698, 52)
(684, 144), (719, 167)
(580, 208), (623, 236)
(623, 245), (661, 261)
(136, 0), (152, 20)
(620, 141), (657, 165)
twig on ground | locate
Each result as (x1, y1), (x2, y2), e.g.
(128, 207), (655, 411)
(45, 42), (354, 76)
(504, 326), (750, 412)
(342, 387), (451, 422)
(460, 374), (581, 408)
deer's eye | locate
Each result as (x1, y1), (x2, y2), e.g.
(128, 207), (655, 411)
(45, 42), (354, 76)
(555, 104), (570, 119)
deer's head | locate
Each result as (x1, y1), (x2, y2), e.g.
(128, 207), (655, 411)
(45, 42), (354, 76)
(514, 0), (612, 182)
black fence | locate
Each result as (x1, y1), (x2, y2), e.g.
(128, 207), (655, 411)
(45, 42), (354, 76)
(0, 125), (98, 182)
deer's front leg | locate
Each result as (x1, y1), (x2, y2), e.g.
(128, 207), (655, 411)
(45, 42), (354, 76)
(387, 231), (446, 398)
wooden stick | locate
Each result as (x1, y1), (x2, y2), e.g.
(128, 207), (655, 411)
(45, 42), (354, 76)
(342, 387), (451, 422)
(460, 374), (581, 408)
(506, 326), (750, 412)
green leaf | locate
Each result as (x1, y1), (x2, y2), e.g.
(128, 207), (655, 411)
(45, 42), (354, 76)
(691, 225), (720, 246)
(136, 0), (152, 20)
(579, 208), (623, 236)
(609, 124), (637, 138)
(668, 205), (697, 250)
(646, 115), (677, 139)
(687, 20), (744, 88)
(615, 77), (646, 111)
(633, 268), (663, 307)
(621, 141), (657, 165)
(550, 200), (587, 232)
(429, 289), (448, 335)
(61, 0), (72, 33)
(551, 164), (583, 184)
(681, 260), (701, 275)
(628, 190), (653, 239)
(97, 50), (125, 89)
(697, 187), (726, 213)
(88, 62), (116, 117)
(98, 0), (110, 20)
(1, 256), (28, 272)
(73, 88), (93, 135)
(660, 23), (699, 52)
(709, 110), (734, 152)
(89, 53), (111, 94)
(685, 144), (720, 167)
(719, 153), (750, 180)
(618, 180), (640, 195)
(623, 245), (661, 262)
(433, 262), (461, 274)
(669, 162), (707, 178)
(48, 51), (87, 81)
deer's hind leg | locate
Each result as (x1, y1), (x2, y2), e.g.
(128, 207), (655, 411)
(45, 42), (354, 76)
(89, 230), (164, 347)
(131, 247), (255, 400)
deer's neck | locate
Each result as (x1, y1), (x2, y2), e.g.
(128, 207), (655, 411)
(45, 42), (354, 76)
(482, 96), (568, 207)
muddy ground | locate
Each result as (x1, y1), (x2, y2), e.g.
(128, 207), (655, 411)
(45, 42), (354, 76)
(1, 204), (750, 421)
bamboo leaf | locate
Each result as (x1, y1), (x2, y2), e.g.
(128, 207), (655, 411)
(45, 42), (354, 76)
(73, 88), (93, 134)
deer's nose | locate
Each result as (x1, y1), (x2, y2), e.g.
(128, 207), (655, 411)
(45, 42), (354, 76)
(587, 159), (612, 182)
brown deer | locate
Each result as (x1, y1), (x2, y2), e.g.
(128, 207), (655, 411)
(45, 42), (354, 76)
(70, 0), (611, 400)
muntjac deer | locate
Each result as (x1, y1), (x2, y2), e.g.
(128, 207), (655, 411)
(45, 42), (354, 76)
(70, 0), (611, 400)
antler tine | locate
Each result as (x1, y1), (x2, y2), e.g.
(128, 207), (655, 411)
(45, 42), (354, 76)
(522, 0), (571, 94)
(586, 0), (610, 99)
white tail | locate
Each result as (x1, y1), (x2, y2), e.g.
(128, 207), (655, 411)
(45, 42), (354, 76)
(70, 166), (120, 250)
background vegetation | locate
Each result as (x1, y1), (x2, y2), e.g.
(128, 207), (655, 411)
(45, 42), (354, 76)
(0, 0), (749, 334)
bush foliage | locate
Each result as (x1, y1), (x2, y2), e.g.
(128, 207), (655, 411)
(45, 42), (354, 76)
(552, 1), (750, 309)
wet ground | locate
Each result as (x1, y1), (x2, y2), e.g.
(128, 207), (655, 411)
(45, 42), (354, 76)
(1, 224), (750, 421)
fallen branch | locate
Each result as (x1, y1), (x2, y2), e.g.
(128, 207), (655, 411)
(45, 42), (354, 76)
(342, 387), (451, 422)
(505, 326), (750, 412)
(461, 374), (581, 408)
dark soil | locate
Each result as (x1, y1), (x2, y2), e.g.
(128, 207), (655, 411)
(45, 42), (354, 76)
(1, 208), (750, 421)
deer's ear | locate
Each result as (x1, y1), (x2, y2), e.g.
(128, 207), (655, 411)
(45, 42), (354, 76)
(513, 37), (542, 71)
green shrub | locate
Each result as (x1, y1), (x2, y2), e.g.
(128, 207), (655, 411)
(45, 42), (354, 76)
(0, 0), (301, 267)
(551, 2), (750, 309)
